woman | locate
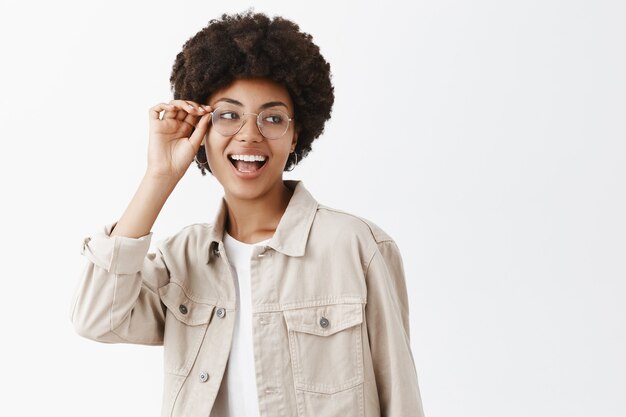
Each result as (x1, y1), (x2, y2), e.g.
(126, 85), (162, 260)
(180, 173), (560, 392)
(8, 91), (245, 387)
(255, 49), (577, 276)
(71, 10), (425, 417)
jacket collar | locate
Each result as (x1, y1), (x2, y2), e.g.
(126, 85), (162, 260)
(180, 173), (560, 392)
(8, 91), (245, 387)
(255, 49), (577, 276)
(205, 180), (318, 263)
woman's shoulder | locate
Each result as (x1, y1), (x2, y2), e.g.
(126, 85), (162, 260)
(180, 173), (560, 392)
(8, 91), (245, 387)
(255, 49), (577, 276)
(314, 203), (395, 245)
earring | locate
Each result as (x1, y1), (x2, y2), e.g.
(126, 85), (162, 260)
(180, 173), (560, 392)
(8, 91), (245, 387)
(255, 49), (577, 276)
(194, 154), (207, 165)
(195, 138), (207, 165)
(286, 152), (298, 172)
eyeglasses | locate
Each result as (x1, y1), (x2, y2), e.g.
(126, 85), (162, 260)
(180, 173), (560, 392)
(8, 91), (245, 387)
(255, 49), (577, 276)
(209, 106), (293, 140)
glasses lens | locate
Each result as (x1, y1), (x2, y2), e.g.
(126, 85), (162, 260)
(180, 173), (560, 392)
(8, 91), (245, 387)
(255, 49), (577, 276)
(212, 107), (242, 136)
(258, 109), (290, 139)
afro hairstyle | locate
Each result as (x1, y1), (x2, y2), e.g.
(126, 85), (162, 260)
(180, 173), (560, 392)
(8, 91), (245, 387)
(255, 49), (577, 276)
(169, 10), (335, 174)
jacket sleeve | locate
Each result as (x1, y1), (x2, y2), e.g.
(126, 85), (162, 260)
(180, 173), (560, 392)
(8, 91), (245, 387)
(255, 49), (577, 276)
(69, 221), (170, 345)
(365, 239), (425, 417)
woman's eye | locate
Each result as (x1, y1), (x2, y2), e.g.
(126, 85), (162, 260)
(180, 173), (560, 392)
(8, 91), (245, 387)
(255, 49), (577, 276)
(264, 115), (283, 124)
(220, 111), (239, 120)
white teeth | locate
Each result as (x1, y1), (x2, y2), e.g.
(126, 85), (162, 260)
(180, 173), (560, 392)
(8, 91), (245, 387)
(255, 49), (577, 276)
(230, 154), (267, 162)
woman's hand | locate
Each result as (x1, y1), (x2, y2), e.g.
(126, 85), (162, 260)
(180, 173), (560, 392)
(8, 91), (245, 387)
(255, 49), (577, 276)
(146, 100), (213, 181)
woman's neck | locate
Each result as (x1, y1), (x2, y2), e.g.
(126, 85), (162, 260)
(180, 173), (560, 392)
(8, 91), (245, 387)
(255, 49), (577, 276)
(224, 182), (293, 244)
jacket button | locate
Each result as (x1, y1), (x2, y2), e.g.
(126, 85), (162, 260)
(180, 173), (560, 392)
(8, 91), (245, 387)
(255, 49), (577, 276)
(320, 317), (329, 328)
(199, 371), (209, 383)
(216, 307), (226, 318)
(179, 304), (188, 315)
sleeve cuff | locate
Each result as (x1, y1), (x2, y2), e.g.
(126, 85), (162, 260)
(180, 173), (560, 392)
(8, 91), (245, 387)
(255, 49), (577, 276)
(80, 221), (154, 275)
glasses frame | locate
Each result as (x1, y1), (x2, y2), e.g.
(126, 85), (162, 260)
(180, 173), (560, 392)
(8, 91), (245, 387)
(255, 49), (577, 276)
(209, 106), (294, 140)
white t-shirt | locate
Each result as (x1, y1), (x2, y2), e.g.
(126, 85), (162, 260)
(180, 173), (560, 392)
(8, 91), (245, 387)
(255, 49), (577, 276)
(217, 232), (270, 417)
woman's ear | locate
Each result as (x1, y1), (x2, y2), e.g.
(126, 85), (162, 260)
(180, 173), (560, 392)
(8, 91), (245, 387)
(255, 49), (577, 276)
(291, 130), (299, 153)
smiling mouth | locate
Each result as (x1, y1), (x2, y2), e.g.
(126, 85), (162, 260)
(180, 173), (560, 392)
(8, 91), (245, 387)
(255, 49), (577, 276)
(228, 154), (268, 173)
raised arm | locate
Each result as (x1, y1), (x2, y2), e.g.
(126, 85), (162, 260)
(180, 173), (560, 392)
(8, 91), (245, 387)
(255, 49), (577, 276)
(70, 99), (212, 344)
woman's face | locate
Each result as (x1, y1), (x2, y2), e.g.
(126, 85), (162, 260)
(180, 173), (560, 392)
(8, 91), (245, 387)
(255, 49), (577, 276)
(204, 78), (298, 202)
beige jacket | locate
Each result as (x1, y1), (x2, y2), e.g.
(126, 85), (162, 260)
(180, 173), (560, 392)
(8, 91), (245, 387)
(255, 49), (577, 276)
(70, 180), (425, 417)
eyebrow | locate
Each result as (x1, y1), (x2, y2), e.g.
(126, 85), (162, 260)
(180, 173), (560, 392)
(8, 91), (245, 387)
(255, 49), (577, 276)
(212, 97), (289, 110)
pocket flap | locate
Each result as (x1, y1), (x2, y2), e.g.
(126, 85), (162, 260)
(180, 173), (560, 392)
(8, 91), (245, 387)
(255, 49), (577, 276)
(283, 303), (363, 336)
(158, 282), (215, 326)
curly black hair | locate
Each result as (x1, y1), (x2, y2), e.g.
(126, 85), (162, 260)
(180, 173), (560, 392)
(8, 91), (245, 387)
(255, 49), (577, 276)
(169, 10), (334, 175)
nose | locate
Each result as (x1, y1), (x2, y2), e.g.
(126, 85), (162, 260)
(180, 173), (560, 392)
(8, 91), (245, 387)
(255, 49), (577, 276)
(235, 113), (263, 142)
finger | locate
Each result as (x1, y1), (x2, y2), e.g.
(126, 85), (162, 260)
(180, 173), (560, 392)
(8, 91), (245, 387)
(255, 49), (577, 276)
(149, 103), (178, 121)
(175, 110), (188, 121)
(184, 104), (213, 126)
(165, 101), (189, 120)
(153, 101), (211, 121)
(169, 99), (205, 109)
(182, 110), (202, 128)
(168, 99), (208, 120)
(168, 99), (212, 113)
(183, 99), (207, 111)
(177, 105), (206, 122)
(158, 101), (188, 120)
(159, 100), (194, 121)
(163, 106), (181, 120)
(189, 112), (212, 151)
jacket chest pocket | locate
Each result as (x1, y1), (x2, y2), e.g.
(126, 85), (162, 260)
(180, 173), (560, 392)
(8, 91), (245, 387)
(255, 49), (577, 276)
(159, 283), (215, 376)
(283, 303), (365, 394)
